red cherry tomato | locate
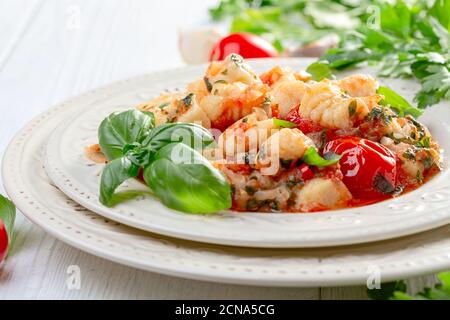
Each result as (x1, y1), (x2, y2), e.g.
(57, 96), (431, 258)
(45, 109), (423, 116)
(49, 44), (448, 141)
(209, 33), (278, 61)
(285, 108), (323, 134)
(284, 163), (314, 184)
(298, 163), (314, 181)
(323, 136), (397, 199)
(0, 220), (8, 263)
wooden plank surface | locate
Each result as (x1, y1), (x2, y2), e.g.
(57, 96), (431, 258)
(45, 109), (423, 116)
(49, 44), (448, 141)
(0, 0), (438, 299)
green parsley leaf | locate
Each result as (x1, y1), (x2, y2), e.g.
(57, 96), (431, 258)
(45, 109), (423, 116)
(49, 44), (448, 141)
(158, 102), (170, 110)
(306, 61), (334, 81)
(323, 48), (372, 70)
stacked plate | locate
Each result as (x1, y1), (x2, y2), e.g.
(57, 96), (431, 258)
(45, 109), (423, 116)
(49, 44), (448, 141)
(3, 59), (450, 287)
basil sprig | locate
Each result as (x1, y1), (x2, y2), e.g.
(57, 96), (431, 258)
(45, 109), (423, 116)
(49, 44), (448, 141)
(98, 110), (231, 214)
(99, 157), (140, 205)
(144, 143), (231, 214)
(98, 110), (155, 160)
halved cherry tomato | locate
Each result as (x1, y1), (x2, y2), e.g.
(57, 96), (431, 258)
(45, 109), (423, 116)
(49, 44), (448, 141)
(323, 136), (397, 199)
(298, 163), (314, 181)
(283, 163), (314, 185)
(285, 108), (323, 134)
(0, 220), (8, 263)
(209, 33), (278, 61)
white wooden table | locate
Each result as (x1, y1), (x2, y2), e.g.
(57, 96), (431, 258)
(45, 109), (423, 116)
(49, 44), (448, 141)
(0, 0), (437, 299)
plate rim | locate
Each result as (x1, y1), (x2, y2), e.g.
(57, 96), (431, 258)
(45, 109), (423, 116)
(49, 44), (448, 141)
(3, 61), (450, 287)
(42, 58), (450, 248)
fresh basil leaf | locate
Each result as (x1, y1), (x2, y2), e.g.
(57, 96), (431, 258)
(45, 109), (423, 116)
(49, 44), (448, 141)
(99, 157), (140, 206)
(143, 143), (231, 214)
(98, 110), (155, 160)
(306, 61), (334, 81)
(0, 195), (16, 240)
(302, 147), (341, 167)
(273, 118), (297, 128)
(123, 144), (154, 168)
(377, 86), (423, 118)
(143, 123), (215, 152)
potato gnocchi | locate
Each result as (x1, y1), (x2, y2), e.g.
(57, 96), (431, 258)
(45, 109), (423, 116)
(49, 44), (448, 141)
(136, 54), (442, 213)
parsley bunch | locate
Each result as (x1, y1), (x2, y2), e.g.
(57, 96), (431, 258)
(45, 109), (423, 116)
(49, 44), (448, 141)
(368, 271), (450, 300)
(209, 0), (450, 108)
(320, 0), (450, 108)
(210, 0), (372, 51)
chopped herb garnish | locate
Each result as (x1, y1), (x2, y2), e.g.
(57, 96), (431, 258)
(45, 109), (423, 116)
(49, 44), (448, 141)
(230, 53), (243, 67)
(213, 89), (219, 95)
(273, 118), (297, 128)
(204, 77), (213, 92)
(221, 69), (228, 75)
(319, 129), (328, 149)
(409, 117), (425, 139)
(243, 152), (250, 164)
(242, 117), (248, 123)
(262, 96), (271, 108)
(373, 173), (396, 195)
(302, 147), (342, 167)
(246, 199), (258, 210)
(245, 186), (256, 196)
(367, 107), (392, 124)
(181, 93), (194, 106)
(416, 136), (430, 148)
(402, 149), (416, 161)
(214, 79), (227, 84)
(158, 102), (170, 110)
(423, 155), (434, 170)
(416, 170), (424, 183)
(270, 201), (280, 212)
(367, 107), (382, 121)
(280, 159), (292, 169)
(348, 100), (357, 117)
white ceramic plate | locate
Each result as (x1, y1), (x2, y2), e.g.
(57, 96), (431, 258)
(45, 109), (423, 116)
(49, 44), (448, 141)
(44, 58), (450, 248)
(3, 93), (450, 287)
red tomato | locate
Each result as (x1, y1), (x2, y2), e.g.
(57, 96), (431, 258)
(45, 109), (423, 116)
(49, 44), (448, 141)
(210, 33), (278, 61)
(323, 137), (397, 199)
(0, 220), (8, 263)
(298, 163), (314, 181)
(284, 163), (314, 185)
(285, 108), (323, 134)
